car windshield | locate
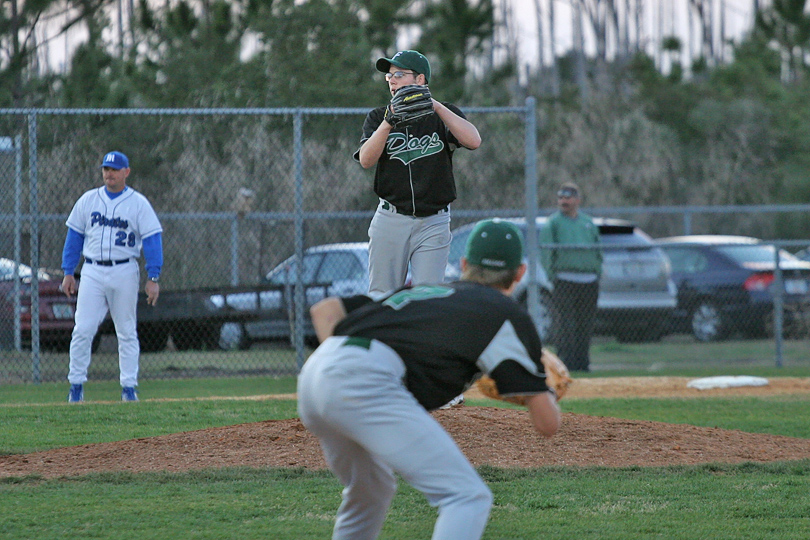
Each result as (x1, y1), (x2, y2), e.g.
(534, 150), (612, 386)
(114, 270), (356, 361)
(266, 254), (322, 285)
(265, 248), (368, 286)
(716, 244), (799, 264)
(316, 251), (366, 283)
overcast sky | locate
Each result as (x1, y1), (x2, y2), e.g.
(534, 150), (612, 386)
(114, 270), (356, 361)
(511, 0), (759, 68)
(39, 0), (762, 76)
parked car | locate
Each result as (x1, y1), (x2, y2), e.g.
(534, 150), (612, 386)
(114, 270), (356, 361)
(657, 235), (810, 341)
(446, 217), (678, 342)
(0, 257), (77, 351)
(213, 243), (370, 349)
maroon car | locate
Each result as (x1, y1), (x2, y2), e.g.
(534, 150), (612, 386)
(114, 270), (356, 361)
(0, 258), (77, 351)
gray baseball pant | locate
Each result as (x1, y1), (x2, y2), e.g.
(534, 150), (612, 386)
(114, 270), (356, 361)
(298, 336), (492, 540)
(367, 200), (451, 297)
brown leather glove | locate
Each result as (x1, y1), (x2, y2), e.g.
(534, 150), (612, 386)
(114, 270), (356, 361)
(476, 348), (572, 404)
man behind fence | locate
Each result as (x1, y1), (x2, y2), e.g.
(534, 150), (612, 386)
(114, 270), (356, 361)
(539, 182), (602, 372)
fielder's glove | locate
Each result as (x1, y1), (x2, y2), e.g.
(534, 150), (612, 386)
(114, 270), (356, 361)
(476, 374), (527, 406)
(476, 348), (573, 405)
(384, 85), (434, 128)
(540, 348), (572, 400)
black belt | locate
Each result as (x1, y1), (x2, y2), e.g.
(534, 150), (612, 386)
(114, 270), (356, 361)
(85, 257), (131, 266)
(381, 200), (448, 218)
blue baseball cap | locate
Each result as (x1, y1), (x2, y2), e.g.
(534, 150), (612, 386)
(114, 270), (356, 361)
(100, 151), (129, 170)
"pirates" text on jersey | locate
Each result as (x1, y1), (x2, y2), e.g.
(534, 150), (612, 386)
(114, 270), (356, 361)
(90, 212), (129, 229)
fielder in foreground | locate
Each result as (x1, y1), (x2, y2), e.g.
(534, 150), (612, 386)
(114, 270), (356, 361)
(61, 151), (163, 402)
(297, 219), (561, 540)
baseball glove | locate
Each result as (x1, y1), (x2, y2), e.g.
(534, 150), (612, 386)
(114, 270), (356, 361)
(476, 374), (526, 406)
(476, 348), (573, 405)
(385, 85), (434, 128)
(540, 348), (572, 400)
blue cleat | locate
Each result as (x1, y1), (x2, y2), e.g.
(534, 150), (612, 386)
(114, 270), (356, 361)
(121, 387), (139, 402)
(68, 384), (84, 403)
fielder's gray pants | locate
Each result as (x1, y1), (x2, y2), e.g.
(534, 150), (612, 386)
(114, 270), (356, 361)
(297, 336), (492, 540)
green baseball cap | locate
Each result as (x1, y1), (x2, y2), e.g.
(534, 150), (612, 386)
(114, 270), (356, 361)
(465, 219), (524, 270)
(376, 50), (431, 83)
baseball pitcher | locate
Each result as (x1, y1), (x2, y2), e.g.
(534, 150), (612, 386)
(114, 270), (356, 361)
(353, 50), (481, 298)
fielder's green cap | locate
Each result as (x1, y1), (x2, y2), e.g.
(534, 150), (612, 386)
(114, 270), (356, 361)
(465, 219), (524, 270)
(376, 50), (431, 83)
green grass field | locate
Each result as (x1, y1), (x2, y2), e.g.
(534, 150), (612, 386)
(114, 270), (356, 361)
(3, 334), (809, 385)
(2, 338), (810, 539)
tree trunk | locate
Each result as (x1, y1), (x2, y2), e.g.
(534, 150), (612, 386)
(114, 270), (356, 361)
(549, 0), (560, 96)
(574, 0), (588, 98)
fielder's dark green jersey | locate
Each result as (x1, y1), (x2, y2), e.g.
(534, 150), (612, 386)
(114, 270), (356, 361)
(334, 281), (550, 410)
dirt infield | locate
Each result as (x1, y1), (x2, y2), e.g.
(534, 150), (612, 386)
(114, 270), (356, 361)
(2, 376), (810, 479)
(469, 375), (810, 400)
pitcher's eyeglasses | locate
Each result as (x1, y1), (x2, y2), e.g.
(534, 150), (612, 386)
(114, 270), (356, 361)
(385, 71), (417, 81)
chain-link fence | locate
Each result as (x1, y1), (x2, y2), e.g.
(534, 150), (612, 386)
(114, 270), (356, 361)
(1, 104), (809, 384)
(0, 103), (534, 383)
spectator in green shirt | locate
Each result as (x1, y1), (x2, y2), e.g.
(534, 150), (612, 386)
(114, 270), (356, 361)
(539, 182), (602, 371)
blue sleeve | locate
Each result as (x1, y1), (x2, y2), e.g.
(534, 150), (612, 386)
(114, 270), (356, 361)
(62, 228), (85, 275)
(143, 232), (163, 280)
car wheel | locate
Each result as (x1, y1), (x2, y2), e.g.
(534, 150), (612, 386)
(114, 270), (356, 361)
(171, 324), (204, 351)
(690, 301), (727, 342)
(138, 324), (170, 352)
(764, 304), (810, 340)
(218, 322), (251, 350)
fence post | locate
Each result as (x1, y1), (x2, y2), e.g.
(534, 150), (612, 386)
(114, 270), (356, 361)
(28, 113), (41, 383)
(523, 97), (541, 328)
(230, 217), (239, 286)
(293, 109), (306, 368)
(773, 246), (784, 368)
(13, 134), (22, 351)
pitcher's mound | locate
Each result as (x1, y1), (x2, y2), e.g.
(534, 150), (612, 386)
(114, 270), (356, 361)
(3, 407), (810, 478)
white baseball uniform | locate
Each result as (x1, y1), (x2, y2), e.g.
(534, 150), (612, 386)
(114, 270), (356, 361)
(65, 186), (162, 388)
